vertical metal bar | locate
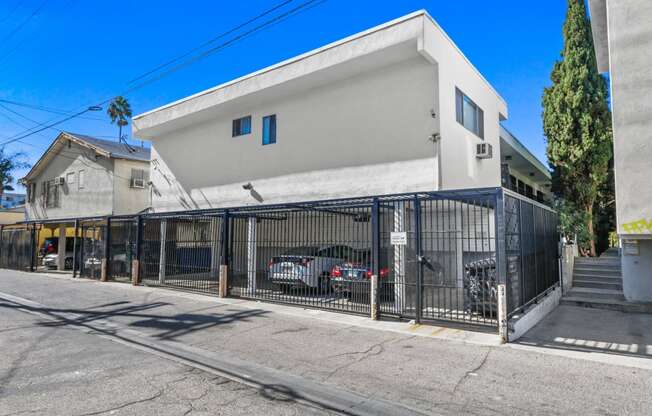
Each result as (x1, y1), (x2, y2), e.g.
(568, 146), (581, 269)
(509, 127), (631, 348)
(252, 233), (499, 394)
(494, 189), (508, 342)
(132, 215), (143, 285)
(72, 219), (79, 278)
(414, 194), (423, 324)
(104, 217), (111, 281)
(29, 224), (36, 272)
(219, 210), (230, 298)
(0, 225), (4, 269)
(371, 198), (380, 320)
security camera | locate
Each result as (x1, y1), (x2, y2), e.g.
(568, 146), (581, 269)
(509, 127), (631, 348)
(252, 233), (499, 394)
(242, 182), (253, 190)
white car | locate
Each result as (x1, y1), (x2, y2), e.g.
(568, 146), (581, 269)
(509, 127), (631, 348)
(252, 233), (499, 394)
(268, 245), (356, 290)
(42, 252), (74, 270)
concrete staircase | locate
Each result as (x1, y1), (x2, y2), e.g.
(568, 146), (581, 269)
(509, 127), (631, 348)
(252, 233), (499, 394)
(562, 248), (629, 311)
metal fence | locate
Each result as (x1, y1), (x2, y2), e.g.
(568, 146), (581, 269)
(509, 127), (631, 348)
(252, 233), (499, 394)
(0, 225), (36, 271)
(0, 187), (560, 331)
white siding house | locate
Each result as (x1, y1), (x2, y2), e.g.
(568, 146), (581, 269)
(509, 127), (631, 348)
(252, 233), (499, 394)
(133, 10), (549, 212)
(21, 132), (151, 220)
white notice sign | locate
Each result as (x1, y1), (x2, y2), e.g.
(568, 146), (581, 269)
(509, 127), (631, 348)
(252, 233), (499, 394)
(390, 232), (407, 246)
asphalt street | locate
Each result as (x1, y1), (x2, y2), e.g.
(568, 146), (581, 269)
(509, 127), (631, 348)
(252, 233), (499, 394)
(1, 270), (652, 415)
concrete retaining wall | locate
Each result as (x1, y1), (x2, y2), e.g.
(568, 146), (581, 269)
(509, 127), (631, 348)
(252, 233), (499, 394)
(508, 286), (562, 342)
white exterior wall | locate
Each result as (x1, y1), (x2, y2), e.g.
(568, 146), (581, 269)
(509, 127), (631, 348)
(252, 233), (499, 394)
(419, 18), (506, 191)
(26, 142), (114, 220)
(113, 159), (150, 215)
(137, 13), (507, 213)
(590, 0), (652, 302)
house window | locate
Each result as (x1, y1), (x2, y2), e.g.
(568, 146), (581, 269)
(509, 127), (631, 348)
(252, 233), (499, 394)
(78, 170), (85, 189)
(262, 114), (276, 145)
(517, 179), (526, 196)
(232, 116), (251, 137)
(45, 179), (59, 208)
(509, 175), (517, 192)
(536, 191), (545, 203)
(130, 169), (146, 188)
(66, 171), (75, 185)
(455, 88), (484, 139)
(525, 184), (534, 199)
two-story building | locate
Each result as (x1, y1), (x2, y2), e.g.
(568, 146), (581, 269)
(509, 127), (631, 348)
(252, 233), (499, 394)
(589, 0), (652, 302)
(20, 131), (151, 270)
(133, 10), (550, 212)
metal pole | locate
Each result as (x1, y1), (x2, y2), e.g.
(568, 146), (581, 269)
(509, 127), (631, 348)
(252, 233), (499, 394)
(219, 210), (230, 298)
(371, 198), (380, 320)
(494, 189), (508, 343)
(101, 218), (111, 281)
(29, 224), (36, 272)
(132, 215), (143, 285)
(0, 225), (4, 268)
(79, 224), (85, 277)
(414, 194), (423, 325)
(72, 219), (79, 278)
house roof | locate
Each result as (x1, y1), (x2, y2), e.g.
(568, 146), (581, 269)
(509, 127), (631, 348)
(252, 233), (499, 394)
(133, 10), (507, 137)
(21, 132), (150, 182)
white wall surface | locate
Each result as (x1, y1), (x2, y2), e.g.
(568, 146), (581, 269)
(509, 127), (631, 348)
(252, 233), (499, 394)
(26, 142), (114, 220)
(113, 159), (150, 215)
(622, 240), (652, 303)
(140, 13), (507, 213)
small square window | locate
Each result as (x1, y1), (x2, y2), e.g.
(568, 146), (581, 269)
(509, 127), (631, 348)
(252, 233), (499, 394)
(232, 116), (251, 137)
(262, 114), (276, 145)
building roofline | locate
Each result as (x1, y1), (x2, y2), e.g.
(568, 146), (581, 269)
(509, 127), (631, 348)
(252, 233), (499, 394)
(500, 126), (551, 180)
(134, 10), (506, 124)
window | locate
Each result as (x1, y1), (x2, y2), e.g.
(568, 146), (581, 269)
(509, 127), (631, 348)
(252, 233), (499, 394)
(262, 114), (276, 145)
(455, 88), (484, 139)
(509, 175), (517, 192)
(45, 179), (59, 208)
(517, 179), (526, 196)
(27, 183), (36, 202)
(525, 184), (534, 199)
(232, 116), (251, 137)
(66, 171), (75, 185)
(130, 168), (146, 188)
(78, 170), (85, 189)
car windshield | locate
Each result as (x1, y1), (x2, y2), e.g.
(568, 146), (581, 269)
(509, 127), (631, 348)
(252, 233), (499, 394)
(281, 246), (320, 256)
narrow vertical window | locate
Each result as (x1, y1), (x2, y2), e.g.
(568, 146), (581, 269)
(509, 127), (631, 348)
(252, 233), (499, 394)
(78, 169), (85, 189)
(455, 87), (484, 139)
(262, 114), (276, 145)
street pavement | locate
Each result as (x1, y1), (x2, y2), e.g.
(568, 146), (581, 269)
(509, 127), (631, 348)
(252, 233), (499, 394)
(1, 270), (652, 415)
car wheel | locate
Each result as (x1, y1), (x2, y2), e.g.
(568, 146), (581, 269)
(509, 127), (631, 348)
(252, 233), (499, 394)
(64, 258), (73, 270)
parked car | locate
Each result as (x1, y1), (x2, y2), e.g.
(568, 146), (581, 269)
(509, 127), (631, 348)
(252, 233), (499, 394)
(268, 245), (356, 290)
(42, 252), (74, 270)
(464, 257), (497, 316)
(330, 250), (393, 299)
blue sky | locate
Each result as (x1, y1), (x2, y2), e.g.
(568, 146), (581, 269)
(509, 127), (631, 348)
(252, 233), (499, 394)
(0, 0), (568, 190)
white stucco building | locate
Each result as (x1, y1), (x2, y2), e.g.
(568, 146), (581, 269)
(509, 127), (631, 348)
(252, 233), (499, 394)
(589, 0), (652, 302)
(133, 10), (550, 212)
(21, 132), (151, 220)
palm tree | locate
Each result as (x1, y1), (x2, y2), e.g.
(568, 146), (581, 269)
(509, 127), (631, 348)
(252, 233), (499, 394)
(0, 148), (28, 203)
(107, 96), (132, 142)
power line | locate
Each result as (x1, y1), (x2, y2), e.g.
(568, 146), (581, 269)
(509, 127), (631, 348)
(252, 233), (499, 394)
(124, 0), (324, 95)
(2, 0), (326, 145)
(128, 0), (294, 84)
(0, 98), (104, 120)
(0, 0), (49, 48)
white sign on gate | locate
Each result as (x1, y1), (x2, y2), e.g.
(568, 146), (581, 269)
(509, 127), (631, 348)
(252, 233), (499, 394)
(390, 231), (407, 246)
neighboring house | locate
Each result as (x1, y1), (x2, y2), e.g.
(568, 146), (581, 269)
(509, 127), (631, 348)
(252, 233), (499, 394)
(133, 10), (550, 212)
(21, 132), (151, 220)
(0, 193), (26, 209)
(589, 0), (652, 302)
(0, 204), (25, 225)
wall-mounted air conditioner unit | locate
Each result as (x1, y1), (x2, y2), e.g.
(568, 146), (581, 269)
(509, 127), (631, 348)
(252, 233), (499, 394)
(130, 178), (145, 188)
(56, 177), (66, 186)
(476, 143), (493, 159)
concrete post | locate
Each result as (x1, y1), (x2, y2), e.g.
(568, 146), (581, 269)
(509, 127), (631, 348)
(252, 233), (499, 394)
(247, 217), (257, 296)
(371, 273), (379, 320)
(498, 283), (508, 343)
(132, 216), (143, 286)
(158, 220), (167, 285)
(393, 202), (406, 313)
(57, 224), (66, 271)
(219, 265), (228, 298)
(100, 258), (108, 282)
(131, 259), (140, 285)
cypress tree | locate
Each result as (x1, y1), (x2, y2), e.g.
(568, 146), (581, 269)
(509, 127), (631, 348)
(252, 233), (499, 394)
(542, 0), (612, 257)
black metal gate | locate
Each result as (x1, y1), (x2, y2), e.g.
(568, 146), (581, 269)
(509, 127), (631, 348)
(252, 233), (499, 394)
(79, 221), (106, 279)
(108, 218), (137, 282)
(0, 225), (36, 271)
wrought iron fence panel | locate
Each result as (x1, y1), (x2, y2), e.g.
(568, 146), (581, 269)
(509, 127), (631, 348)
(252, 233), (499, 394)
(0, 226), (36, 271)
(109, 219), (137, 282)
(79, 222), (106, 280)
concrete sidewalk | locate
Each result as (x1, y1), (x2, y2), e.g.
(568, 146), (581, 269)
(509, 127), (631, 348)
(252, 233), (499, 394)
(1, 270), (652, 415)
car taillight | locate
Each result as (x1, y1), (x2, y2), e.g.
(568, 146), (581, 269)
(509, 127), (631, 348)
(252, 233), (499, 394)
(268, 260), (274, 268)
(331, 265), (342, 277)
(365, 270), (372, 279)
(380, 268), (389, 278)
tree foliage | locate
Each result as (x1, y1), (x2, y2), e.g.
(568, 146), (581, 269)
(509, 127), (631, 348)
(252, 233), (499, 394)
(0, 147), (28, 197)
(542, 0), (613, 256)
(107, 96), (132, 141)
